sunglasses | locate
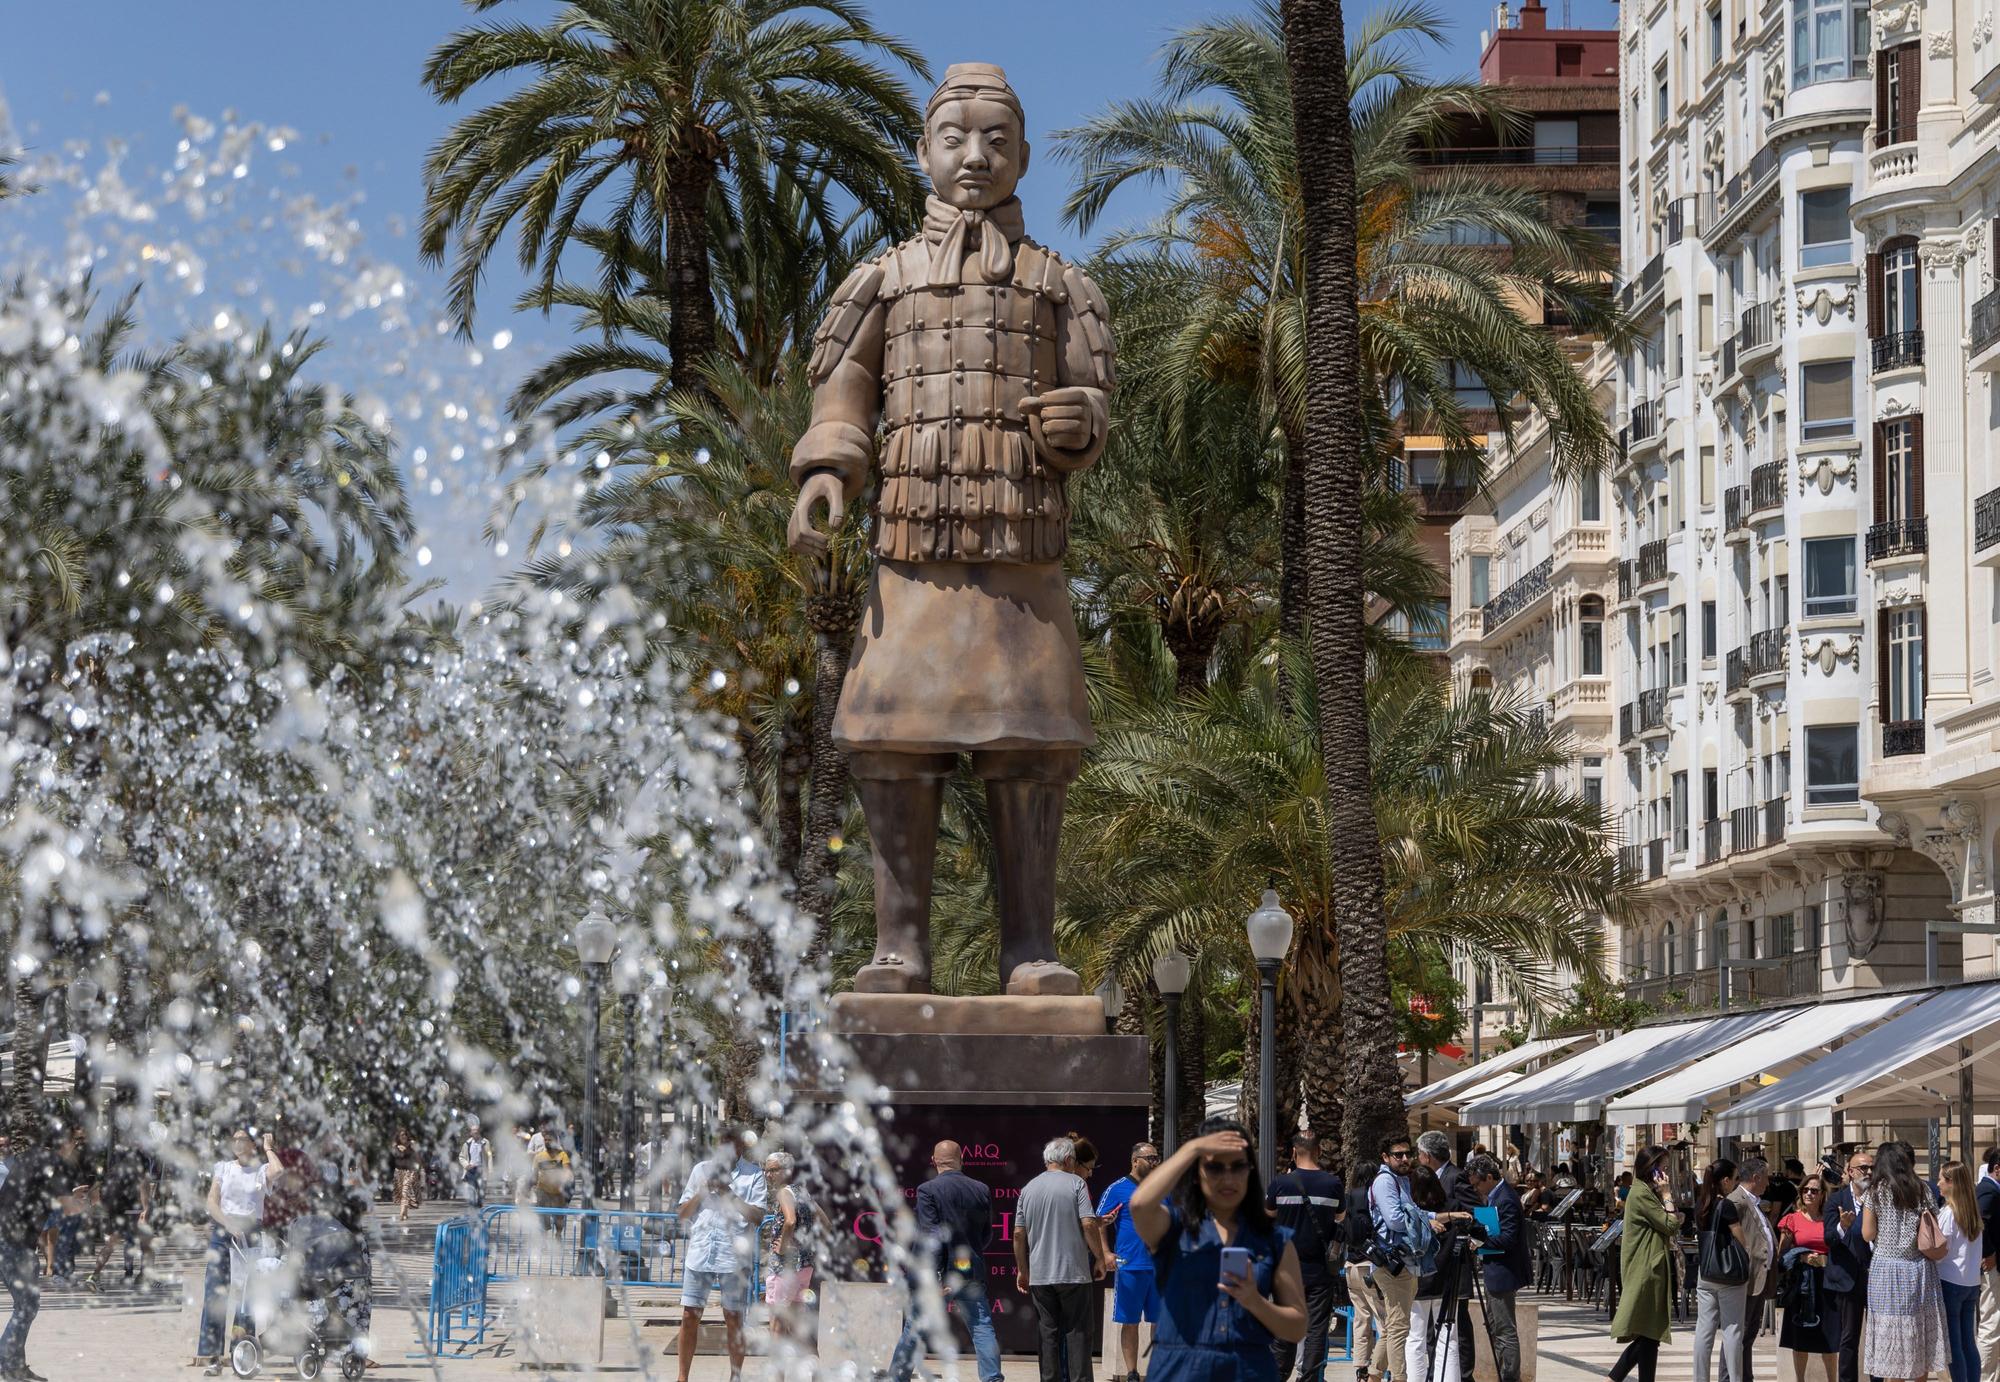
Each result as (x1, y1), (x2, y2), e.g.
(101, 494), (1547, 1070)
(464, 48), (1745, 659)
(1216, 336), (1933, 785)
(1387, 1150), (1412, 1159)
(1201, 1159), (1253, 1176)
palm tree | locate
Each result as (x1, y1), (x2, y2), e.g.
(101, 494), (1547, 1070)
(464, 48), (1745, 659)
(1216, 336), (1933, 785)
(1057, 1), (1617, 644)
(420, 0), (928, 399)
(1061, 654), (1623, 1145)
(1280, 0), (1400, 1161)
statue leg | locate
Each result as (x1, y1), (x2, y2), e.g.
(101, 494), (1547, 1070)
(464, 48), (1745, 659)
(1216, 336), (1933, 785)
(849, 751), (954, 994)
(975, 748), (1083, 996)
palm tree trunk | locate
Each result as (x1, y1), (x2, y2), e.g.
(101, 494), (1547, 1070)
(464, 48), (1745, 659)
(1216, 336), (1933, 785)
(1282, 0), (1407, 1162)
(775, 711), (808, 890)
(1298, 972), (1345, 1167)
(663, 157), (721, 403)
(800, 611), (857, 962)
(1280, 416), (1308, 662)
(1176, 989), (1207, 1147)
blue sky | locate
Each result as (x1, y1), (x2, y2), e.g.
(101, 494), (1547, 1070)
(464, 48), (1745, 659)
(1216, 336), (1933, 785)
(0, 0), (1617, 600)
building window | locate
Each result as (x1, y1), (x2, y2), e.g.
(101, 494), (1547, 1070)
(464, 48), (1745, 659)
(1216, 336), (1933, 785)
(1791, 0), (1868, 87)
(1877, 239), (1920, 337)
(1582, 616), (1605, 677)
(1773, 910), (1794, 958)
(1806, 903), (1822, 950)
(1876, 416), (1922, 523)
(1709, 4), (1724, 66)
(1801, 360), (1854, 440)
(1469, 553), (1490, 607)
(1703, 767), (1720, 822)
(1884, 606), (1925, 722)
(1448, 361), (1497, 412)
(1712, 912), (1729, 967)
(1803, 536), (1857, 616)
(1655, 63), (1670, 127)
(1702, 600), (1718, 659)
(1665, 302), (1683, 378)
(1805, 724), (1860, 805)
(1470, 667), (1493, 690)
(1664, 921), (1681, 977)
(1673, 772), (1690, 853)
(1800, 187), (1853, 267)
(1534, 118), (1580, 164)
(1412, 598), (1449, 652)
(1581, 476), (1602, 522)
(1701, 444), (1716, 508)
(1671, 607), (1688, 686)
(1878, 42), (1919, 144)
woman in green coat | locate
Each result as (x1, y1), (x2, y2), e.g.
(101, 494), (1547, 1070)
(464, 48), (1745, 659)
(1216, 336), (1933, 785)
(1610, 1145), (1678, 1382)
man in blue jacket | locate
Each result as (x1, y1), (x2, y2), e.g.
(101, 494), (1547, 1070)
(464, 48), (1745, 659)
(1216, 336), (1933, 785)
(1464, 1153), (1530, 1382)
(1822, 1146), (1878, 1382)
(1974, 1148), (2000, 1381)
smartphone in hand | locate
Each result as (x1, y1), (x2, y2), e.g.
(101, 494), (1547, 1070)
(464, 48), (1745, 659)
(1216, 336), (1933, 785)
(1219, 1245), (1253, 1288)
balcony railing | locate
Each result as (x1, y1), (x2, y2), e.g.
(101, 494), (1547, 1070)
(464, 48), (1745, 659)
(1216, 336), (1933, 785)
(1764, 797), (1787, 848)
(1647, 838), (1666, 879)
(1725, 648), (1748, 694)
(1731, 803), (1758, 854)
(1664, 196), (1704, 245)
(1628, 398), (1659, 444)
(1980, 486), (2000, 554)
(1619, 701), (1637, 745)
(1714, 144), (1780, 223)
(1749, 625), (1788, 679)
(1867, 517), (1929, 561)
(1871, 330), (1925, 373)
(1724, 485), (1748, 532)
(1639, 687), (1668, 734)
(1702, 818), (1724, 863)
(1720, 335), (1737, 380)
(1750, 460), (1785, 514)
(1883, 719), (1926, 757)
(1636, 538), (1669, 587)
(1973, 286), (2000, 359)
(1618, 559), (1635, 602)
(1617, 843), (1643, 878)
(1736, 300), (1777, 356)
(1619, 254), (1665, 312)
(1482, 555), (1553, 634)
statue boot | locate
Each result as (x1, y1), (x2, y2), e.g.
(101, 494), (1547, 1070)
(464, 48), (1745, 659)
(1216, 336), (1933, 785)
(850, 753), (952, 993)
(980, 749), (1083, 996)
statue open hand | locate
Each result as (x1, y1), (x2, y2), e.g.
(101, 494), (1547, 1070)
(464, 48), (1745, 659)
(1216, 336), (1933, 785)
(1020, 387), (1096, 450)
(787, 471), (846, 557)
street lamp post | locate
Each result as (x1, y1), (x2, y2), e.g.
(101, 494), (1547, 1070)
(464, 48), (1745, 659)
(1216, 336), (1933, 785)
(574, 909), (618, 1209)
(1152, 949), (1191, 1155)
(614, 946), (644, 1212)
(1246, 890), (1296, 1184)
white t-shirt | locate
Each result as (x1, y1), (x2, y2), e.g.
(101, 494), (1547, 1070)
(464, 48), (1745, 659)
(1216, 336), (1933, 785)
(461, 1137), (490, 1171)
(214, 1159), (269, 1223)
(1939, 1203), (1984, 1287)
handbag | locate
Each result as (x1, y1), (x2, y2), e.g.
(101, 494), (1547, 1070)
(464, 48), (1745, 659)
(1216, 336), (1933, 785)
(1699, 1201), (1750, 1285)
(1917, 1207), (1949, 1263)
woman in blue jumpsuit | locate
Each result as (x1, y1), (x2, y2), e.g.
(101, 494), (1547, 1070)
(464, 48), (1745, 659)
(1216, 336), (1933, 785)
(1128, 1116), (1307, 1380)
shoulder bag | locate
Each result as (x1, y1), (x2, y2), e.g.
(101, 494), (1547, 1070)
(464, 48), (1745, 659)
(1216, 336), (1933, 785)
(1917, 1206), (1950, 1263)
(1699, 1200), (1750, 1285)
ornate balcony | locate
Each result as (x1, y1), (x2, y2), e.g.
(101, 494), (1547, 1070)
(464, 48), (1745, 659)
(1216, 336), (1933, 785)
(1871, 330), (1924, 374)
(1482, 556), (1553, 635)
(1638, 687), (1669, 736)
(1764, 797), (1787, 848)
(1618, 559), (1635, 603)
(1725, 648), (1747, 695)
(1977, 485), (2000, 555)
(1617, 843), (1643, 878)
(1974, 287), (2000, 367)
(1664, 197), (1704, 245)
(1750, 461), (1785, 516)
(1636, 539), (1669, 589)
(1618, 253), (1665, 314)
(1628, 398), (1659, 445)
(1619, 701), (1637, 745)
(1647, 838), (1666, 880)
(1883, 719), (1926, 757)
(1748, 625), (1788, 682)
(1736, 300), (1779, 361)
(1867, 517), (1928, 562)
(1702, 818), (1724, 864)
(1731, 804), (1758, 854)
(1724, 485), (1748, 535)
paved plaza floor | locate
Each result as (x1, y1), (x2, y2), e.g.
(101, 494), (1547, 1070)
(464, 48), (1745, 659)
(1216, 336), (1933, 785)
(1, 1204), (1797, 1381)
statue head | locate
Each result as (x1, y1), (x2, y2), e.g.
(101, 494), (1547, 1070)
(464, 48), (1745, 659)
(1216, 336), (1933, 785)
(920, 62), (1029, 211)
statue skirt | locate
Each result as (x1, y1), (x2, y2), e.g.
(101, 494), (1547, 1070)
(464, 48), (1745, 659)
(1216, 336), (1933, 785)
(832, 558), (1094, 755)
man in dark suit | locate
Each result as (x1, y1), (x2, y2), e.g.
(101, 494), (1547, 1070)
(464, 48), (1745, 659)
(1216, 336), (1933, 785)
(1822, 1146), (1878, 1382)
(1975, 1148), (2000, 1382)
(1465, 1153), (1530, 1382)
(1420, 1130), (1479, 1382)
(890, 1140), (1002, 1382)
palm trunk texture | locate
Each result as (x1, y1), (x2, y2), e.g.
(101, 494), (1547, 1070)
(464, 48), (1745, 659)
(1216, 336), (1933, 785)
(662, 158), (721, 404)
(1281, 0), (1408, 1161)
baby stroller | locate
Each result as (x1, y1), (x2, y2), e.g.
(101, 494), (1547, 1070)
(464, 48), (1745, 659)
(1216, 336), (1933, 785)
(227, 1214), (370, 1380)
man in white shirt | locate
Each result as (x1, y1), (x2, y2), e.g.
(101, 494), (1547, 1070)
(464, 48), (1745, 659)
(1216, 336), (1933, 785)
(195, 1130), (285, 1374)
(1730, 1158), (1776, 1382)
(459, 1119), (493, 1209)
(675, 1129), (768, 1382)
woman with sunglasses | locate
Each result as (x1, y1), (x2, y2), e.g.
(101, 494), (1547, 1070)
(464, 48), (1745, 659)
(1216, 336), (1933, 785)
(1775, 1175), (1839, 1382)
(1128, 1115), (1307, 1381)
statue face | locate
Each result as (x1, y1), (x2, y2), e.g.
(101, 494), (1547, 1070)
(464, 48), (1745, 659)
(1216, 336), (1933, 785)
(920, 96), (1028, 210)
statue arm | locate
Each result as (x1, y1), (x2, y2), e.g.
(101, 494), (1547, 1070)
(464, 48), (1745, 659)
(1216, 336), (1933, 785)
(1042, 261), (1116, 473)
(791, 259), (887, 504)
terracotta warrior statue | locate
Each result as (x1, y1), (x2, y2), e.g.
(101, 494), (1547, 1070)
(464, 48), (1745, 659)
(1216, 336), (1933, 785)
(786, 63), (1115, 997)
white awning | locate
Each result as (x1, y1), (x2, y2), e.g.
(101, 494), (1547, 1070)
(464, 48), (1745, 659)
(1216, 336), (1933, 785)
(1605, 992), (1919, 1126)
(1405, 1035), (1594, 1110)
(1716, 982), (2000, 1136)
(1460, 1008), (1790, 1124)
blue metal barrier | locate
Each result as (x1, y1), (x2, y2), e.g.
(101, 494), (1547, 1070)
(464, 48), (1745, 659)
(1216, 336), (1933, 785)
(424, 1205), (779, 1359)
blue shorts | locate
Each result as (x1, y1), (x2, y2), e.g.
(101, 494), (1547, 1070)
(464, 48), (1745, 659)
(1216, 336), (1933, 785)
(1112, 1268), (1162, 1324)
(681, 1267), (751, 1315)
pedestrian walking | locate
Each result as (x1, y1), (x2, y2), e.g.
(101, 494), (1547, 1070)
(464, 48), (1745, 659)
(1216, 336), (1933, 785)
(83, 1143), (154, 1292)
(1860, 1140), (1948, 1382)
(1406, 1165), (1474, 1382)
(530, 1120), (574, 1231)
(1013, 1135), (1108, 1382)
(1776, 1172), (1839, 1382)
(194, 1129), (285, 1375)
(891, 1140), (1004, 1382)
(761, 1150), (826, 1354)
(1365, 1135), (1422, 1382)
(1123, 1117), (1307, 1380)
(1824, 1146), (1878, 1382)
(390, 1127), (421, 1223)
(1975, 1149), (2000, 1382)
(1732, 1158), (1777, 1382)
(1610, 1146), (1677, 1382)
(1462, 1152), (1530, 1382)
(458, 1119), (492, 1209)
(1343, 1153), (1389, 1382)
(673, 1128), (766, 1382)
(1939, 1160), (1985, 1382)
(1099, 1142), (1164, 1382)
(1418, 1130), (1478, 1382)
(1271, 1130), (1345, 1382)
(1693, 1159), (1751, 1382)
(0, 1131), (80, 1382)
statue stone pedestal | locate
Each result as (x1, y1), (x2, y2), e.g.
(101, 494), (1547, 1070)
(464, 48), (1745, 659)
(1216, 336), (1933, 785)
(814, 996), (1150, 1356)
